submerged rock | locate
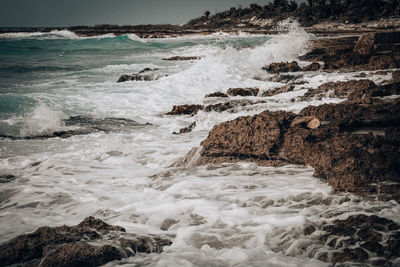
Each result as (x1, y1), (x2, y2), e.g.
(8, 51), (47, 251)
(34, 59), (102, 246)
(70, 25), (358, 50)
(117, 68), (163, 83)
(162, 56), (200, 61)
(0, 116), (148, 140)
(0, 175), (16, 184)
(173, 122), (196, 134)
(226, 87), (259, 97)
(0, 216), (172, 267)
(117, 74), (153, 82)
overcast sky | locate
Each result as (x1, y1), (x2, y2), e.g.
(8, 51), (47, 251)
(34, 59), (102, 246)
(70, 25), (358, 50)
(0, 0), (305, 27)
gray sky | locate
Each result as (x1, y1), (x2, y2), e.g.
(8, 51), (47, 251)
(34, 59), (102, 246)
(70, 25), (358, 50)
(0, 0), (304, 27)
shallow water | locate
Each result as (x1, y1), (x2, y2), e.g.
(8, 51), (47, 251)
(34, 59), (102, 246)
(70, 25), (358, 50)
(0, 23), (399, 266)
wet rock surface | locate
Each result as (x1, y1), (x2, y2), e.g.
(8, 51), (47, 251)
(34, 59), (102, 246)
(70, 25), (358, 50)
(226, 87), (259, 97)
(166, 104), (204, 116)
(0, 116), (148, 140)
(195, 98), (400, 201)
(299, 79), (400, 103)
(173, 122), (196, 134)
(162, 56), (200, 61)
(0, 175), (16, 184)
(0, 216), (172, 267)
(261, 84), (295, 97)
(303, 214), (400, 264)
(300, 32), (400, 71)
(117, 68), (163, 83)
(205, 92), (228, 98)
(263, 61), (301, 73)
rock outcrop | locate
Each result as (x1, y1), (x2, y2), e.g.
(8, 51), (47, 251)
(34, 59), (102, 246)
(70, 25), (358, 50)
(0, 217), (172, 267)
(300, 32), (400, 71)
(194, 97), (400, 200)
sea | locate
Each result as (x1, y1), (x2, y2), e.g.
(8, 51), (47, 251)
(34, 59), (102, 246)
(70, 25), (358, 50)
(0, 22), (399, 266)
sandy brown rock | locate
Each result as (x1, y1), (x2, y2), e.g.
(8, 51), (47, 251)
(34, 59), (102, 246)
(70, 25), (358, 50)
(226, 87), (259, 97)
(262, 61), (301, 73)
(166, 104), (204, 116)
(0, 217), (172, 267)
(194, 99), (400, 200)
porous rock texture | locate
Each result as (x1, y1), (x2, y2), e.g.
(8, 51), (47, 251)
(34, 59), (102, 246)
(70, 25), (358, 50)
(0, 217), (172, 267)
(195, 96), (400, 200)
(300, 31), (400, 71)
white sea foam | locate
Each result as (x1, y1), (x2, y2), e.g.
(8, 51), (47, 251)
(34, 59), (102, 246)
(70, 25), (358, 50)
(19, 103), (67, 136)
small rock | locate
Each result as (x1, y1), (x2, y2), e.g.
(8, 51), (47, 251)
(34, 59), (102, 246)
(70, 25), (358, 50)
(303, 62), (321, 71)
(160, 218), (179, 231)
(205, 92), (228, 98)
(0, 175), (16, 183)
(263, 61), (301, 73)
(166, 104), (204, 116)
(226, 88), (259, 97)
(173, 122), (196, 134)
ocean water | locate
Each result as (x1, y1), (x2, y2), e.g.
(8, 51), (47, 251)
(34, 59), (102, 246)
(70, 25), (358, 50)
(0, 23), (399, 266)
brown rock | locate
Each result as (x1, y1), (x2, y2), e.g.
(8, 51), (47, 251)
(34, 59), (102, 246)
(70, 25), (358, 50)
(262, 84), (294, 97)
(0, 217), (172, 267)
(205, 92), (229, 98)
(354, 72), (368, 78)
(302, 62), (321, 71)
(354, 33), (375, 56)
(166, 104), (204, 116)
(173, 122), (196, 134)
(226, 87), (259, 97)
(194, 99), (400, 200)
(262, 61), (301, 73)
(300, 79), (381, 103)
(160, 219), (179, 231)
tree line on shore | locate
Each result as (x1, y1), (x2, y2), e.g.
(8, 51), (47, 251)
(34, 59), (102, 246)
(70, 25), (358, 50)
(187, 0), (400, 27)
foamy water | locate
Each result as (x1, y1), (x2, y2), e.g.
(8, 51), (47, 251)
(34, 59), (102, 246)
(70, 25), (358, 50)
(0, 22), (399, 266)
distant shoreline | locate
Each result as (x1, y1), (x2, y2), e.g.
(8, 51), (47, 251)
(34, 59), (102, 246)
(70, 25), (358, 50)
(1, 17), (399, 38)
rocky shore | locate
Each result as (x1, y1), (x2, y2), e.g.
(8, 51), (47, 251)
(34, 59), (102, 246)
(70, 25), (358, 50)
(163, 30), (400, 265)
(0, 217), (172, 266)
